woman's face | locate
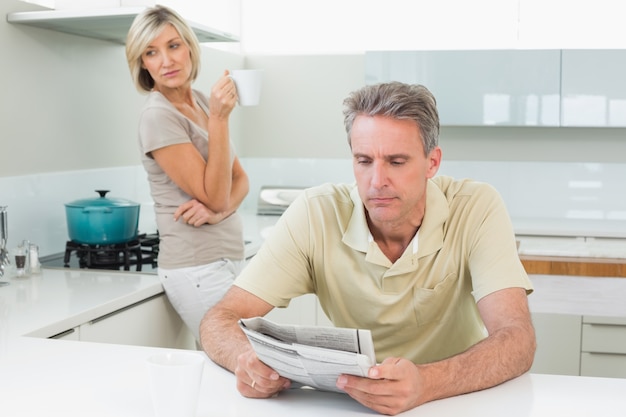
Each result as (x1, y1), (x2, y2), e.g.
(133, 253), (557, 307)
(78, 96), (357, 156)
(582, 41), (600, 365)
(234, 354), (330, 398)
(141, 24), (192, 91)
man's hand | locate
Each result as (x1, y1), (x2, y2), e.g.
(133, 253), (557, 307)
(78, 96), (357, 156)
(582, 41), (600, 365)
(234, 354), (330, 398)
(234, 349), (292, 398)
(336, 357), (421, 416)
(335, 288), (535, 415)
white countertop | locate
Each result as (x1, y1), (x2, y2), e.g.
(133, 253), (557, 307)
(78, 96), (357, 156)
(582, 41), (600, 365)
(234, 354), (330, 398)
(0, 213), (280, 342)
(518, 235), (626, 259)
(512, 217), (626, 240)
(1, 257), (625, 346)
(0, 268), (163, 339)
(1, 336), (626, 417)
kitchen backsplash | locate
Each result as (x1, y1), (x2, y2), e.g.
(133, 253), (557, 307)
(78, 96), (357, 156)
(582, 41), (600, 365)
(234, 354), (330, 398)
(1, 158), (625, 256)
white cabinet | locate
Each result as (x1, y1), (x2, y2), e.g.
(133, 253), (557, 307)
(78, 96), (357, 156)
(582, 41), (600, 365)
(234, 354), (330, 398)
(365, 50), (561, 126)
(79, 294), (195, 349)
(561, 50), (626, 127)
(531, 312), (626, 378)
(580, 315), (626, 378)
(530, 312), (581, 376)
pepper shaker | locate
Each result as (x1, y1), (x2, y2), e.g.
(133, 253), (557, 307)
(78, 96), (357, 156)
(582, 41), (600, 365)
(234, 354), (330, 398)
(15, 244), (27, 277)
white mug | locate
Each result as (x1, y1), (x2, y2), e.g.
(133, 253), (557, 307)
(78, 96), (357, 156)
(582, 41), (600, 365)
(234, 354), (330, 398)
(147, 352), (205, 417)
(229, 69), (263, 106)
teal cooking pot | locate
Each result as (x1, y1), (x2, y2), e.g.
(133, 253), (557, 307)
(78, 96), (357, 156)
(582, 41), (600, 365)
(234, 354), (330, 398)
(65, 190), (140, 245)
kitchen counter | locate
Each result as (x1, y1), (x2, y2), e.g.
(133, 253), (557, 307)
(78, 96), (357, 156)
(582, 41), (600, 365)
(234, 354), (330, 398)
(2, 211), (626, 415)
(2, 251), (626, 414)
(516, 235), (626, 277)
(512, 217), (626, 240)
(2, 264), (625, 345)
(0, 268), (163, 340)
(517, 235), (626, 259)
(240, 212), (281, 256)
(1, 335), (626, 416)
(0, 212), (280, 343)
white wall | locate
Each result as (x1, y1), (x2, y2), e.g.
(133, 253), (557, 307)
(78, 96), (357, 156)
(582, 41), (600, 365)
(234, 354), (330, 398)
(240, 55), (361, 159)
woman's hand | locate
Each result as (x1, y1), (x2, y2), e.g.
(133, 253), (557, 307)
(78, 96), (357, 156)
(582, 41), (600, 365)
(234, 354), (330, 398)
(209, 70), (238, 120)
(174, 199), (228, 226)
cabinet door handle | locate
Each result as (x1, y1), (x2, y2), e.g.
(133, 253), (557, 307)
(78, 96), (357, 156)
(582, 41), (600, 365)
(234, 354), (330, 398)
(49, 328), (76, 339)
(89, 294), (161, 325)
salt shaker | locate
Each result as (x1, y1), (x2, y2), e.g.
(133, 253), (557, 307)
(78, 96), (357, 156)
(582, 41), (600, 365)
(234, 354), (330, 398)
(29, 243), (40, 274)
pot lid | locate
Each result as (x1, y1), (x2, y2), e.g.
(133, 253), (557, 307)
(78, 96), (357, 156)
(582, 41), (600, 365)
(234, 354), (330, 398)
(65, 190), (139, 208)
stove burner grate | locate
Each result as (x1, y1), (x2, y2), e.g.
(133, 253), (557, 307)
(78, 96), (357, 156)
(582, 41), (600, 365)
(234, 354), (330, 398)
(63, 233), (159, 271)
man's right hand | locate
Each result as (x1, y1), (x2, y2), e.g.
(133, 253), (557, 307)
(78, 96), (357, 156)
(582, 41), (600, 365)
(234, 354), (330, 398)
(234, 349), (292, 398)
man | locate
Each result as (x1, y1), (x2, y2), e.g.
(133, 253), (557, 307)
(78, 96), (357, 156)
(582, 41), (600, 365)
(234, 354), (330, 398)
(200, 82), (535, 415)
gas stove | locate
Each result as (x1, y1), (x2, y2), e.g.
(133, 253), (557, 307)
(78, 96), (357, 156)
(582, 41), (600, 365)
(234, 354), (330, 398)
(40, 233), (160, 274)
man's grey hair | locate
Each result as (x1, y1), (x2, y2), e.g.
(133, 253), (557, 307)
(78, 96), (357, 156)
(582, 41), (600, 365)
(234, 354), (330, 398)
(342, 82), (440, 155)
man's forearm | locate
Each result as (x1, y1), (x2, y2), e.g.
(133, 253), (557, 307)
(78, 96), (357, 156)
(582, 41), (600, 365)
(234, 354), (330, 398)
(199, 308), (251, 372)
(416, 321), (535, 405)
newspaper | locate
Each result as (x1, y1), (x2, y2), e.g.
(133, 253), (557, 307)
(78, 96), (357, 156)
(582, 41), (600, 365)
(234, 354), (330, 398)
(239, 317), (376, 393)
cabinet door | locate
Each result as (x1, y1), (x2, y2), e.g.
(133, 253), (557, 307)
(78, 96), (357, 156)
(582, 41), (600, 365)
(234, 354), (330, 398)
(580, 317), (626, 378)
(365, 50), (561, 126)
(79, 294), (195, 349)
(530, 312), (581, 376)
(561, 50), (626, 127)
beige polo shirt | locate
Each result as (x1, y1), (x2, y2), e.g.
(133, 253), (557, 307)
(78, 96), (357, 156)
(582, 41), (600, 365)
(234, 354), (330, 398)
(235, 176), (532, 364)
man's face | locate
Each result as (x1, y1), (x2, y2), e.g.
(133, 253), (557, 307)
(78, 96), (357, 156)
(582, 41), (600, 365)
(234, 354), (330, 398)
(351, 115), (440, 228)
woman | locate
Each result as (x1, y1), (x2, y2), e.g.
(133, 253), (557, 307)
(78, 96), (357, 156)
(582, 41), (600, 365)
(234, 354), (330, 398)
(125, 5), (249, 342)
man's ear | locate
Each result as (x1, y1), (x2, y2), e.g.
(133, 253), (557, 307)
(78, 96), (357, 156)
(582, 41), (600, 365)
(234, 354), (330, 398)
(426, 146), (442, 179)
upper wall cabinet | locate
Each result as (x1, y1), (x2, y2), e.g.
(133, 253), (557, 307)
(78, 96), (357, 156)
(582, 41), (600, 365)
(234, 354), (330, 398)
(7, 7), (239, 44)
(561, 50), (626, 127)
(366, 50), (561, 127)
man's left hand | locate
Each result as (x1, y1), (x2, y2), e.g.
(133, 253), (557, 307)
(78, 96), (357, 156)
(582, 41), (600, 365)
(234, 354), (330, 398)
(336, 357), (421, 416)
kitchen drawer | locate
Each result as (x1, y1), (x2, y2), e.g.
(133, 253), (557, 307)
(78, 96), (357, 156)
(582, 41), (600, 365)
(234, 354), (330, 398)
(581, 352), (626, 378)
(581, 323), (626, 354)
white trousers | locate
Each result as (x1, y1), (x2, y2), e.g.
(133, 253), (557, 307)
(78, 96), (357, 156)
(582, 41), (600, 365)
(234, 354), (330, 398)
(158, 258), (246, 343)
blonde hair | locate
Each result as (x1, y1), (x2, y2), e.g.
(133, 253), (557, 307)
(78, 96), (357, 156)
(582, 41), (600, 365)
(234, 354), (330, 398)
(125, 5), (201, 93)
